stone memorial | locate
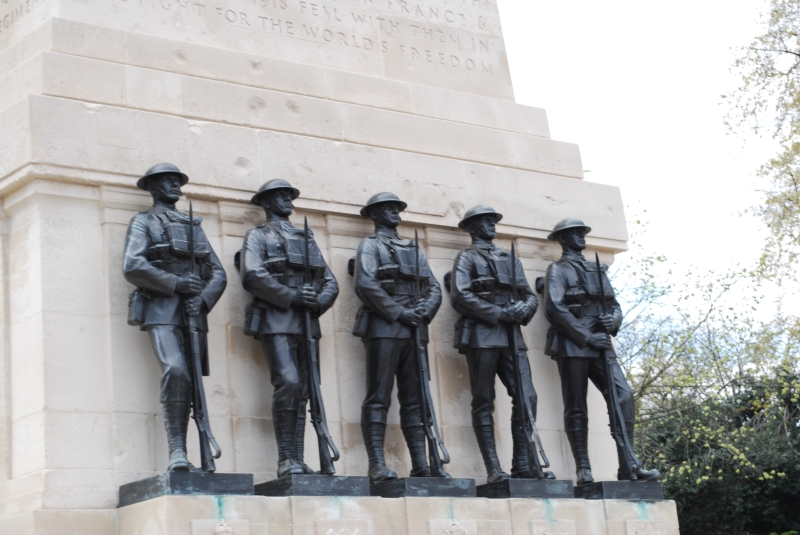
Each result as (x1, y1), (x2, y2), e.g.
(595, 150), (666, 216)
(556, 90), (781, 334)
(0, 0), (680, 533)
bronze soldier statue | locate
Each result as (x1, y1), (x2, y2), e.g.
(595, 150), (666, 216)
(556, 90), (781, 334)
(542, 217), (660, 485)
(352, 192), (449, 484)
(123, 163), (227, 472)
(450, 205), (554, 483)
(239, 179), (340, 478)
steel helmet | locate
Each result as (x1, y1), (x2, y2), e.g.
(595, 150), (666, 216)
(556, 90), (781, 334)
(137, 163), (189, 190)
(547, 217), (592, 241)
(360, 192), (408, 218)
(250, 179), (301, 206)
(458, 205), (503, 230)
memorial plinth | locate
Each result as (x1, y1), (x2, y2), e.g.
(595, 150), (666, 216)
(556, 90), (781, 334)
(114, 494), (681, 535)
(254, 474), (370, 497)
(118, 472), (255, 507)
(477, 478), (575, 499)
(574, 481), (665, 501)
(370, 477), (476, 498)
(0, 0), (679, 533)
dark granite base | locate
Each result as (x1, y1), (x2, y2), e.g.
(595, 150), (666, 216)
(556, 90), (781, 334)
(370, 477), (476, 498)
(574, 481), (664, 500)
(255, 475), (370, 497)
(118, 472), (254, 507)
(477, 479), (575, 499)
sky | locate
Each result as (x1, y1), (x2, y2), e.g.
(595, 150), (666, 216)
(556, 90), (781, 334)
(496, 0), (778, 281)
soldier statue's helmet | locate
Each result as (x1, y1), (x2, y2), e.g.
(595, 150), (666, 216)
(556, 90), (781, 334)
(547, 217), (592, 241)
(360, 192), (408, 218)
(458, 205), (503, 230)
(136, 163), (189, 191)
(250, 179), (301, 206)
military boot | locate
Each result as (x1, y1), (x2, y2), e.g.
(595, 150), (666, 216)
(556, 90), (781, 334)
(163, 401), (191, 471)
(403, 425), (432, 477)
(566, 428), (593, 485)
(511, 424), (555, 479)
(616, 420), (661, 482)
(362, 422), (398, 484)
(473, 425), (509, 483)
(294, 409), (317, 475)
(275, 410), (304, 478)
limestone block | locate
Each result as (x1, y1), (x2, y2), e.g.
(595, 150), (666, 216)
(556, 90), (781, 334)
(50, 17), (125, 64)
(42, 312), (109, 413)
(44, 411), (113, 470)
(0, 52), (41, 113)
(126, 65), (183, 115)
(440, 424), (482, 481)
(124, 30), (329, 99)
(41, 52), (127, 106)
(511, 135), (583, 179)
(493, 101), (551, 139)
(10, 411), (44, 478)
(233, 416), (276, 478)
(341, 103), (515, 169)
(181, 76), (343, 140)
(113, 411), (158, 472)
(9, 313), (44, 421)
(0, 17), (50, 80)
(257, 130), (395, 211)
(191, 519), (251, 535)
(332, 332), (366, 423)
(325, 69), (414, 113)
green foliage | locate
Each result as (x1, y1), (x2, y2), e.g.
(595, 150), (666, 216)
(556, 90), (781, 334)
(727, 0), (800, 280)
(614, 251), (800, 535)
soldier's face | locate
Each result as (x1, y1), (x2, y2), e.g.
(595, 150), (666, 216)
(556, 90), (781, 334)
(560, 228), (587, 251)
(469, 215), (497, 240)
(371, 202), (401, 228)
(264, 189), (294, 217)
(149, 174), (183, 204)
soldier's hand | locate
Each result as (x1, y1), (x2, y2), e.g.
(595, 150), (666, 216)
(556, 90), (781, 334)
(184, 296), (204, 316)
(596, 314), (616, 333)
(399, 308), (424, 326)
(511, 302), (528, 322)
(292, 285), (319, 309)
(587, 333), (612, 350)
(414, 301), (428, 322)
(176, 273), (203, 296)
(499, 305), (518, 323)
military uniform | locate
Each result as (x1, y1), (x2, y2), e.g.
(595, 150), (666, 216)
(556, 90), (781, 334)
(353, 194), (442, 481)
(450, 205), (546, 481)
(240, 217), (338, 474)
(123, 164), (227, 470)
(542, 217), (658, 483)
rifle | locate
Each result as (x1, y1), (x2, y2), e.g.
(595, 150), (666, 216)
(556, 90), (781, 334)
(508, 242), (549, 478)
(186, 201), (221, 472)
(413, 230), (450, 477)
(595, 252), (640, 477)
(303, 217), (339, 475)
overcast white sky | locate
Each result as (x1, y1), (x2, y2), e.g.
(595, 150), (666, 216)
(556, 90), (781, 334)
(497, 0), (777, 278)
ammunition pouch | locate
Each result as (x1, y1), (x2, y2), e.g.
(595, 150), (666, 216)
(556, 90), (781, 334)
(454, 317), (475, 350)
(244, 299), (267, 338)
(164, 220), (211, 259)
(147, 243), (213, 279)
(352, 305), (371, 338)
(127, 289), (151, 326)
(568, 302), (604, 319)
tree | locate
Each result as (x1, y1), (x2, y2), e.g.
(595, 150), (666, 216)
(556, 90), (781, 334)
(727, 0), (800, 280)
(613, 251), (800, 535)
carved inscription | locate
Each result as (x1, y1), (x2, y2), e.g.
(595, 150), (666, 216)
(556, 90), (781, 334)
(105, 0), (503, 78)
(0, 0), (49, 34)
